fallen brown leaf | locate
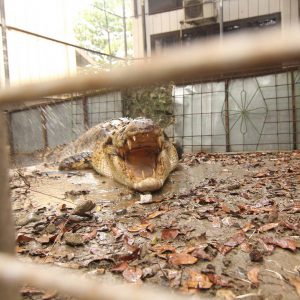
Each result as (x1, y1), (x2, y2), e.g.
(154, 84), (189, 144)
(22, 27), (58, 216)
(83, 229), (97, 242)
(289, 276), (300, 297)
(247, 267), (260, 286)
(261, 236), (297, 252)
(258, 223), (279, 233)
(187, 270), (213, 289)
(169, 253), (197, 266)
(147, 210), (166, 219)
(127, 223), (149, 232)
(122, 266), (143, 283)
(16, 234), (34, 244)
(161, 229), (180, 240)
(111, 262), (129, 273)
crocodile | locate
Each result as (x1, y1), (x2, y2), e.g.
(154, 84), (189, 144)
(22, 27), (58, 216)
(59, 118), (179, 192)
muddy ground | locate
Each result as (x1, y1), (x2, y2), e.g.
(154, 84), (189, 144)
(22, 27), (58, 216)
(10, 151), (300, 300)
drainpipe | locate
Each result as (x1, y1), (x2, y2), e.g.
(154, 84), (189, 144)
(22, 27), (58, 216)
(141, 0), (147, 57)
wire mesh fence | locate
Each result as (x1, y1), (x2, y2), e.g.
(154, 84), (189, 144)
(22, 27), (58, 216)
(8, 68), (300, 159)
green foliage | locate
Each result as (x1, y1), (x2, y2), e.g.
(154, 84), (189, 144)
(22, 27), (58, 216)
(123, 83), (175, 128)
(74, 0), (133, 69)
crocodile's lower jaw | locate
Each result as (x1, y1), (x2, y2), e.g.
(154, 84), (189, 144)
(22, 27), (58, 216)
(132, 178), (163, 192)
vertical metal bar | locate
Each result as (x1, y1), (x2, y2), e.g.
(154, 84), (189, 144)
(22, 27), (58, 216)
(122, 0), (128, 60)
(40, 107), (48, 149)
(83, 96), (89, 130)
(291, 71), (297, 150)
(0, 112), (20, 300)
(141, 0), (147, 57)
(5, 111), (14, 157)
(103, 0), (112, 68)
(0, 0), (10, 86)
(225, 79), (230, 152)
(219, 0), (223, 42)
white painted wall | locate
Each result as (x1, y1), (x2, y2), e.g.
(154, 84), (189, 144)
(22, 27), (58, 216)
(1, 0), (77, 87)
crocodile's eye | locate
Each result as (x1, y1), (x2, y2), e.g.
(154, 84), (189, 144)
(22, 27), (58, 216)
(105, 137), (113, 145)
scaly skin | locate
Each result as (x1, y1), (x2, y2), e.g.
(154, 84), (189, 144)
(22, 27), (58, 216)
(59, 118), (178, 192)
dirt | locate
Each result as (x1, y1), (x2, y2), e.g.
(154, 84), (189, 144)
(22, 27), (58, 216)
(9, 151), (300, 300)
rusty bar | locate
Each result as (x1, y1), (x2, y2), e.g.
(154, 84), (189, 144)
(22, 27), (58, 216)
(1, 27), (300, 105)
(0, 0), (10, 86)
(0, 253), (189, 300)
(83, 96), (89, 130)
(40, 107), (48, 149)
(225, 79), (230, 152)
(291, 71), (297, 150)
(0, 112), (19, 300)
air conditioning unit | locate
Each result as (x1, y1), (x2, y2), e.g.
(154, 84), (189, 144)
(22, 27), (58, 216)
(183, 0), (217, 25)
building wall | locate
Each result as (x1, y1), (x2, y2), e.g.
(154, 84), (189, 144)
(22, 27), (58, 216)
(1, 0), (77, 87)
(132, 0), (299, 58)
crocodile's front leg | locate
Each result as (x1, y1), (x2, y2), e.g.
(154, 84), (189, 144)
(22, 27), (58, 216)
(59, 152), (93, 170)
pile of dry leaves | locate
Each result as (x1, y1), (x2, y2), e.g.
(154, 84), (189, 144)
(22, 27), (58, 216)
(10, 151), (300, 300)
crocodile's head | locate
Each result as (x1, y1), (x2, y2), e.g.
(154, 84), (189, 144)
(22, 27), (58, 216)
(92, 118), (178, 192)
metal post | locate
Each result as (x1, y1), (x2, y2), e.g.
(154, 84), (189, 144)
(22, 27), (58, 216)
(219, 0), (223, 42)
(0, 0), (10, 86)
(0, 112), (20, 300)
(40, 108), (48, 149)
(225, 79), (230, 152)
(122, 0), (128, 60)
(103, 0), (112, 68)
(291, 71), (297, 150)
(83, 96), (89, 130)
(141, 0), (147, 57)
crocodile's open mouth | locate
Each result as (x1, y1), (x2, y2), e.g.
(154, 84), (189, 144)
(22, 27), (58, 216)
(116, 131), (163, 181)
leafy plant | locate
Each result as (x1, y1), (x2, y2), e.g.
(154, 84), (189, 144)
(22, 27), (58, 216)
(123, 83), (174, 128)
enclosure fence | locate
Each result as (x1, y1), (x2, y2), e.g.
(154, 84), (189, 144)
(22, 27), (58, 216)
(1, 27), (300, 300)
(8, 69), (300, 162)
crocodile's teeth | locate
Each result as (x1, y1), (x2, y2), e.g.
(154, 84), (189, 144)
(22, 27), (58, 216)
(158, 137), (162, 148)
(133, 136), (136, 142)
(142, 170), (145, 179)
(127, 139), (132, 150)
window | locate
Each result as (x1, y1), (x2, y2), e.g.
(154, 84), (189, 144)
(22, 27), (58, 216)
(149, 0), (182, 15)
(150, 13), (281, 54)
(151, 31), (180, 54)
(224, 13), (281, 34)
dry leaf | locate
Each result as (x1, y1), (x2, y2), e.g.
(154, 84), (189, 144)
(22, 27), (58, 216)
(147, 210), (166, 219)
(83, 229), (97, 242)
(127, 223), (149, 232)
(122, 267), (143, 283)
(289, 276), (300, 296)
(247, 267), (260, 286)
(258, 223), (279, 232)
(169, 253), (197, 266)
(152, 244), (176, 254)
(187, 270), (213, 289)
(111, 262), (129, 273)
(216, 289), (236, 300)
(161, 229), (179, 240)
(261, 236), (297, 252)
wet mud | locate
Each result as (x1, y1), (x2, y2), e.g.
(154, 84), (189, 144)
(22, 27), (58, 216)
(10, 151), (300, 300)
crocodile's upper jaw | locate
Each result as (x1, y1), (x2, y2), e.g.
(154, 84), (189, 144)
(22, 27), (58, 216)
(92, 121), (178, 192)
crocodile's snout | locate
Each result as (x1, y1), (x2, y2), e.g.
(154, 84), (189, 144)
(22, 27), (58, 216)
(133, 178), (163, 192)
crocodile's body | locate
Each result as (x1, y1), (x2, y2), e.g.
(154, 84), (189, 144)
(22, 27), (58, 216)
(59, 118), (178, 192)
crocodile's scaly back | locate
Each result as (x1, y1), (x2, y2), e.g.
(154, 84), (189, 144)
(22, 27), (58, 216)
(59, 118), (178, 192)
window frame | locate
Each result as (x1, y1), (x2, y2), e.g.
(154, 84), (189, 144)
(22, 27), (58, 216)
(148, 0), (183, 15)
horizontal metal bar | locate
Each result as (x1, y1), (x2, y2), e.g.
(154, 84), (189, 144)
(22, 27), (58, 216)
(1, 27), (300, 106)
